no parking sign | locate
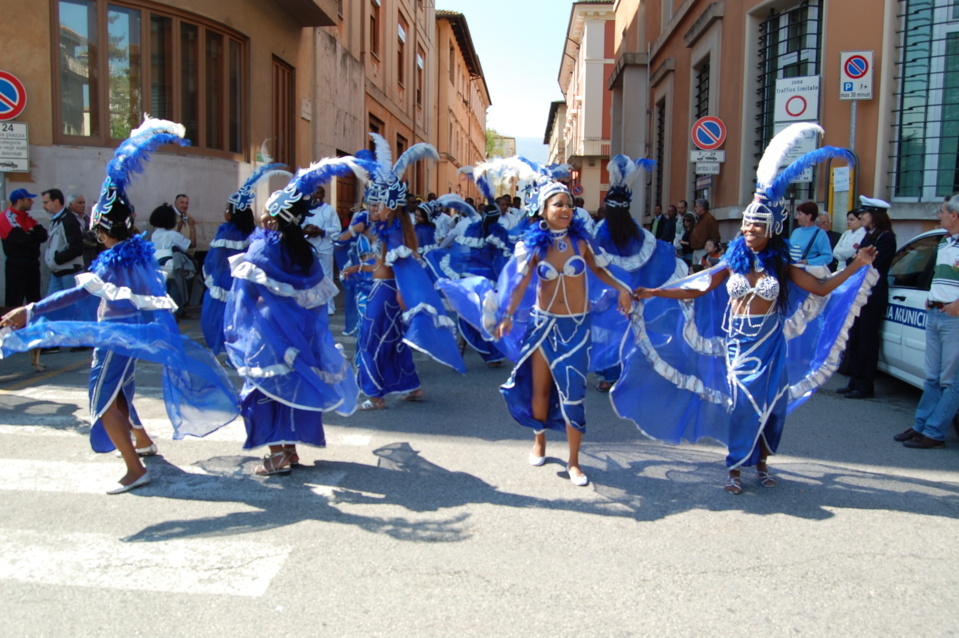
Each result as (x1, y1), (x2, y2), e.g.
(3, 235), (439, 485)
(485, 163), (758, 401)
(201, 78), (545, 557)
(840, 51), (873, 100)
(0, 71), (27, 121)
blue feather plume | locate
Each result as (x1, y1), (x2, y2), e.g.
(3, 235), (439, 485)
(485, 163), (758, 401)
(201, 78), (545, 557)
(107, 126), (189, 192)
(436, 193), (479, 220)
(767, 146), (855, 202)
(291, 157), (377, 195)
(392, 142), (440, 180)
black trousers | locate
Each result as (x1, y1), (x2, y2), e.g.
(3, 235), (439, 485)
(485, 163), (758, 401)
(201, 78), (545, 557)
(5, 259), (41, 307)
(844, 300), (887, 393)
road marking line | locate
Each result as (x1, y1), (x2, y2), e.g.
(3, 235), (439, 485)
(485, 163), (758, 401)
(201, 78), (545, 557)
(0, 529), (290, 597)
(0, 359), (91, 394)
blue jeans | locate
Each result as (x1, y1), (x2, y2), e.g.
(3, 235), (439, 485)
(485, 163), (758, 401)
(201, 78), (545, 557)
(913, 310), (959, 441)
(47, 272), (77, 296)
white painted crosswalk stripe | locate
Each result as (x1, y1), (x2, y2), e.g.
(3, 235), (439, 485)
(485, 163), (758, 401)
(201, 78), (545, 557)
(0, 529), (291, 597)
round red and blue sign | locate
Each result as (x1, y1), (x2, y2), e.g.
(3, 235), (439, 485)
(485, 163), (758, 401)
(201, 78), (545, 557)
(844, 55), (869, 80)
(691, 116), (726, 151)
(0, 71), (27, 121)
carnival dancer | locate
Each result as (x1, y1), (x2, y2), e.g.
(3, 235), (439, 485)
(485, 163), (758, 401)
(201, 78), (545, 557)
(335, 204), (376, 337)
(0, 117), (240, 493)
(615, 123), (878, 495)
(442, 158), (632, 486)
(224, 156), (372, 475)
(340, 133), (465, 410)
(590, 155), (686, 391)
(201, 150), (289, 354)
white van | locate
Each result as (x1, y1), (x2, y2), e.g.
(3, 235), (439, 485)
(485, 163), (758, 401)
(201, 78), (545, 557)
(879, 228), (946, 388)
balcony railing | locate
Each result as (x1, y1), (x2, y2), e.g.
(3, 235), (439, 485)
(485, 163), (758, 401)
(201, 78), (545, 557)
(571, 137), (610, 158)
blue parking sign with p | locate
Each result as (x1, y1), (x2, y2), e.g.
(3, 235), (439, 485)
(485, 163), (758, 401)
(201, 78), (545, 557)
(843, 82), (853, 91)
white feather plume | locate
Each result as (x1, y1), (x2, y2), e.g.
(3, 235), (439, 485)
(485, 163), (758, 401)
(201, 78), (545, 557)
(755, 123), (823, 190)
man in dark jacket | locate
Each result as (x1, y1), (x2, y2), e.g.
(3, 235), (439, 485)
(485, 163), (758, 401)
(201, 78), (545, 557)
(0, 188), (48, 307)
(43, 188), (85, 294)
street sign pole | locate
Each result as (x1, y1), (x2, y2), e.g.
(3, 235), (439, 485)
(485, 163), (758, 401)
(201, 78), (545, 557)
(850, 100), (857, 153)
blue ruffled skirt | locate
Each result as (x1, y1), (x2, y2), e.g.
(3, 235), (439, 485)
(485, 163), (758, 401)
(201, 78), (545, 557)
(500, 308), (591, 433)
(356, 279), (420, 397)
(240, 385), (326, 449)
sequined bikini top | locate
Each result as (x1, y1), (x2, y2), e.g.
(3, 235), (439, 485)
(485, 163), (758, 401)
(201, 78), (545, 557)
(537, 254), (586, 281)
(726, 272), (779, 301)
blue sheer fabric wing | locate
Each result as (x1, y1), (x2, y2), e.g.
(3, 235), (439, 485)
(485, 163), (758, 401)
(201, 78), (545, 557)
(610, 264), (733, 444)
(783, 264), (878, 410)
(390, 255), (467, 374)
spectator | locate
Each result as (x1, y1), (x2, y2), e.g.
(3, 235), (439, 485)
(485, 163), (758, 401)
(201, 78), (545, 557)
(677, 199), (688, 218)
(149, 203), (196, 316)
(688, 198), (720, 263)
(0, 188), (48, 307)
(699, 238), (723, 269)
(833, 209), (866, 267)
(674, 212), (696, 267)
(42, 188), (84, 294)
(839, 196), (896, 399)
(650, 204), (665, 239)
(893, 194), (959, 447)
(303, 185), (342, 315)
(173, 193), (190, 230)
(661, 204), (678, 244)
(816, 211), (842, 270)
(68, 193), (100, 268)
(788, 201), (833, 268)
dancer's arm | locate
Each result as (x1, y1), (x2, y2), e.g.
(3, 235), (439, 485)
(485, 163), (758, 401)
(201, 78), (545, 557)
(633, 268), (728, 300)
(494, 262), (536, 339)
(789, 246), (876, 296)
(583, 242), (632, 314)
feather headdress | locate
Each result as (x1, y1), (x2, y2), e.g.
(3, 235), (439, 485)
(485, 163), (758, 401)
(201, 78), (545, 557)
(266, 156), (376, 224)
(744, 123), (855, 236)
(364, 133), (440, 209)
(470, 156), (563, 217)
(92, 116), (189, 230)
(605, 154), (656, 209)
(435, 193), (480, 220)
(228, 142), (291, 212)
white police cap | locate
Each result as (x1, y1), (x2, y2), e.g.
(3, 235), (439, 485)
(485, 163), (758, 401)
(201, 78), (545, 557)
(859, 195), (890, 210)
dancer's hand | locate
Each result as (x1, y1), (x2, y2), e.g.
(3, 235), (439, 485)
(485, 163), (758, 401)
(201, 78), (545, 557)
(495, 316), (512, 340)
(852, 245), (877, 267)
(632, 287), (655, 301)
(618, 289), (632, 314)
(0, 306), (27, 330)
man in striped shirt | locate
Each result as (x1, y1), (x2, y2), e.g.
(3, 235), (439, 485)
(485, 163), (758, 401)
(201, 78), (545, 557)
(894, 195), (959, 448)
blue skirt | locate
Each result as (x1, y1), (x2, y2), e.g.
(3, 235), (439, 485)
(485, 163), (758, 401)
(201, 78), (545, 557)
(725, 314), (788, 469)
(500, 309), (590, 433)
(240, 385), (326, 449)
(356, 279), (420, 398)
(88, 347), (144, 453)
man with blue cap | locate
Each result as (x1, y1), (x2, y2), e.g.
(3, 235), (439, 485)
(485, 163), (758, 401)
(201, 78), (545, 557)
(1, 188), (48, 307)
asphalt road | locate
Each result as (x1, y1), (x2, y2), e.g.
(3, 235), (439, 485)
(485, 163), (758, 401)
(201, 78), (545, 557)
(1, 314), (957, 637)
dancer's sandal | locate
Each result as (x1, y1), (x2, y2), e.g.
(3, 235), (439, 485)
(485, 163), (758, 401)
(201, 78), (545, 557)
(358, 398), (386, 411)
(724, 471), (743, 495)
(254, 450), (294, 476)
(597, 381), (612, 393)
(756, 462), (777, 488)
(403, 390), (424, 402)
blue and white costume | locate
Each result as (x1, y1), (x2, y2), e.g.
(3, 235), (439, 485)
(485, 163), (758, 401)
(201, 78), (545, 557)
(354, 134), (466, 399)
(336, 209), (375, 336)
(1, 234), (240, 452)
(611, 124), (877, 469)
(0, 118), (239, 453)
(226, 228), (358, 449)
(226, 156), (373, 450)
(201, 157), (289, 354)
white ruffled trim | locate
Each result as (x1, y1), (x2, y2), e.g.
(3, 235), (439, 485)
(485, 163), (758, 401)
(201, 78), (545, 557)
(481, 288), (500, 336)
(401, 302), (457, 330)
(485, 234), (513, 257)
(230, 260), (338, 309)
(418, 242), (438, 255)
(787, 265), (879, 400)
(203, 273), (229, 301)
(210, 238), (250, 250)
(237, 346), (352, 385)
(596, 229), (657, 271)
(628, 301), (732, 409)
(456, 236), (486, 249)
(385, 244), (414, 267)
(438, 253), (460, 280)
(75, 272), (178, 311)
